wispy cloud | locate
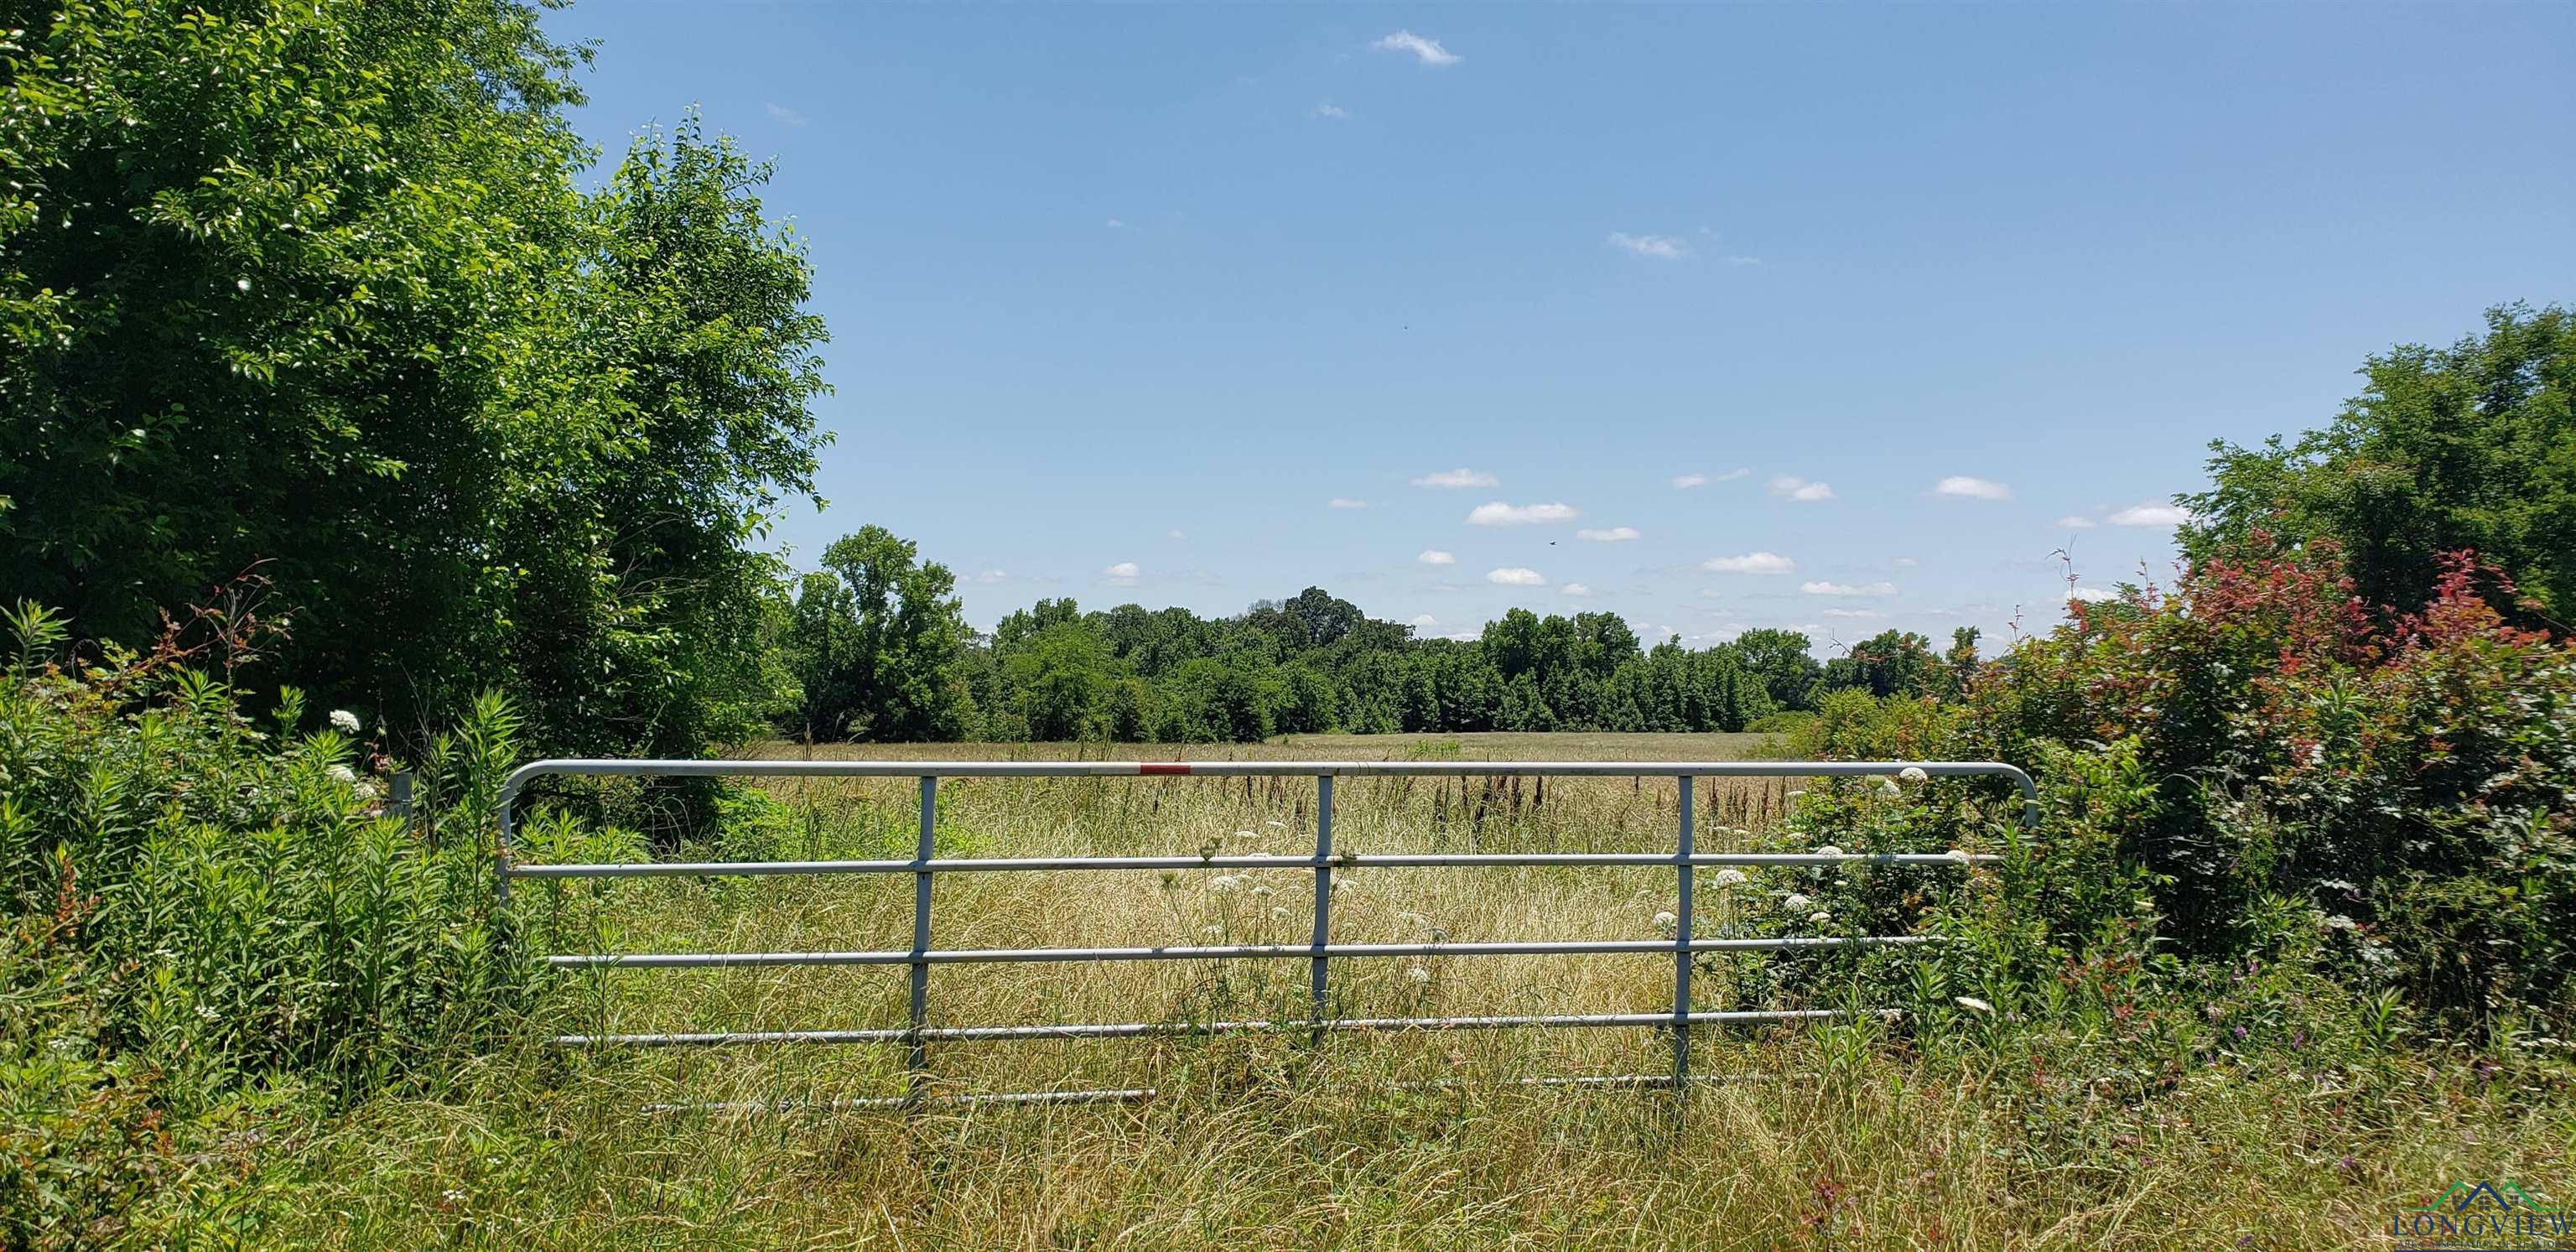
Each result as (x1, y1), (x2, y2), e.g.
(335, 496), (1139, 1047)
(1670, 473), (1710, 489)
(1371, 29), (1461, 66)
(1801, 579), (1896, 597)
(2108, 502), (2192, 527)
(1328, 497), (1368, 509)
(1560, 582), (1593, 597)
(1311, 101), (1348, 120)
(1412, 467), (1498, 489)
(2070, 586), (2119, 603)
(1104, 561), (1140, 586)
(1821, 607), (1887, 619)
(1486, 567), (1545, 586)
(1408, 613), (1438, 628)
(1607, 232), (1691, 260)
(1702, 552), (1796, 574)
(1935, 475), (2012, 501)
(1417, 549), (1457, 565)
(1576, 526), (1640, 542)
(765, 102), (807, 127)
(1166, 527), (1183, 538)
(2054, 515), (2098, 529)
(974, 569), (1006, 584)
(1770, 475), (1835, 502)
(1466, 501), (1579, 526)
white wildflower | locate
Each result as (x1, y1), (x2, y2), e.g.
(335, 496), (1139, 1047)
(1208, 875), (1242, 894)
(1396, 912), (1428, 930)
(1877, 779), (1901, 797)
(1944, 849), (1974, 864)
(1233, 828), (1260, 842)
(1266, 819), (1288, 829)
(1251, 884), (1275, 899)
(1405, 965), (1431, 984)
(1814, 844), (1845, 858)
(329, 709), (361, 735)
(1782, 893), (1813, 911)
(1786, 790), (1806, 800)
(1713, 869), (1748, 887)
(1652, 911), (1679, 933)
(326, 764), (357, 785)
(195, 1003), (221, 1021)
(1808, 911), (1831, 924)
(1955, 995), (1995, 1015)
(1271, 907), (1293, 921)
(1898, 766), (1929, 785)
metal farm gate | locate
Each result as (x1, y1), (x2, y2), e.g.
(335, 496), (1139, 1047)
(498, 759), (2038, 1110)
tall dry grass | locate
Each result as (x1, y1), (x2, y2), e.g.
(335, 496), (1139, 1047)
(262, 735), (2574, 1249)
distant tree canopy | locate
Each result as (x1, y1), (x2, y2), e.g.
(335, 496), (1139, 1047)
(0, 1), (828, 756)
(768, 551), (1973, 744)
(2183, 304), (2574, 621)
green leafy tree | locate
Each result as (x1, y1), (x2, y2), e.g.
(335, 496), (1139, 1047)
(0, 3), (829, 757)
(1731, 629), (1824, 712)
(787, 527), (974, 740)
(2183, 304), (2575, 619)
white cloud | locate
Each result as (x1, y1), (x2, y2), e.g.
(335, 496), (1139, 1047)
(1371, 29), (1461, 65)
(1108, 218), (1127, 229)
(1821, 608), (1887, 619)
(1769, 475), (1835, 501)
(1607, 232), (1691, 260)
(1166, 527), (1183, 538)
(765, 102), (807, 127)
(1486, 567), (1545, 586)
(1417, 549), (1457, 565)
(1560, 582), (1593, 597)
(1411, 467), (1498, 489)
(1576, 526), (1640, 542)
(1713, 468), (1753, 481)
(2055, 515), (2098, 529)
(1935, 475), (2012, 501)
(1801, 580), (1896, 597)
(1328, 497), (1368, 509)
(1893, 557), (1920, 568)
(1407, 614), (1438, 628)
(2108, 502), (2193, 527)
(974, 569), (1006, 584)
(2070, 586), (2119, 603)
(1311, 101), (1349, 120)
(1466, 501), (1579, 526)
(1104, 561), (1140, 585)
(1702, 552), (1796, 574)
(1670, 473), (1709, 489)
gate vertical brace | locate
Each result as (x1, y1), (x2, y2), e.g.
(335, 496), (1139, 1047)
(1310, 773), (1335, 1044)
(1673, 774), (1695, 1108)
(909, 775), (937, 1102)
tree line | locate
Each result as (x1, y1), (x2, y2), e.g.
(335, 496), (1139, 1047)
(771, 525), (1982, 743)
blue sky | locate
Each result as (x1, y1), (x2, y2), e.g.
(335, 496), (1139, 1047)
(541, 3), (2573, 652)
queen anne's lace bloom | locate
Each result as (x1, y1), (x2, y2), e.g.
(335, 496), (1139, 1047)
(1808, 911), (1831, 924)
(1814, 844), (1845, 858)
(1713, 869), (1748, 887)
(1955, 995), (1995, 1014)
(1652, 911), (1678, 932)
(1405, 965), (1431, 984)
(1208, 875), (1242, 894)
(326, 764), (358, 784)
(1898, 766), (1929, 785)
(329, 709), (361, 735)
(1782, 892), (1813, 911)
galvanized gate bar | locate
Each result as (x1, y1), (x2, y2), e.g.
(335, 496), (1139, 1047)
(506, 851), (1997, 879)
(1673, 774), (1694, 1102)
(497, 757), (2035, 1107)
(545, 934), (1937, 969)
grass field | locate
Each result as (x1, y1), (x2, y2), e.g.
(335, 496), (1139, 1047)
(272, 735), (2573, 1249)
